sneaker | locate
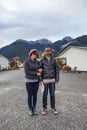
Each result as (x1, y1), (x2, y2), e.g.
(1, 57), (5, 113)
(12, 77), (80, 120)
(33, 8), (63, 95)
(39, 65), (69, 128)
(28, 109), (33, 116)
(51, 108), (58, 114)
(42, 108), (47, 115)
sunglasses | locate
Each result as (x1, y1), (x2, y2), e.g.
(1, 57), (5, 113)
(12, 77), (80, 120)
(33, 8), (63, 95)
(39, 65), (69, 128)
(45, 50), (51, 51)
(33, 52), (38, 57)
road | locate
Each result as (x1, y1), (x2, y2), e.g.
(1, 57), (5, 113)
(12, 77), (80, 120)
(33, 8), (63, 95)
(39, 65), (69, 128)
(0, 68), (87, 130)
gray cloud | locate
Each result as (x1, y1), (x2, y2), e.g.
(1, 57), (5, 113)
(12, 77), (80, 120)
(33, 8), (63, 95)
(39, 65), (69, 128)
(0, 0), (87, 48)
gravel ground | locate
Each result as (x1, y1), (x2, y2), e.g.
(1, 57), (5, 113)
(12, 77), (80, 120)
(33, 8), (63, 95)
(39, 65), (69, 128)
(0, 68), (87, 130)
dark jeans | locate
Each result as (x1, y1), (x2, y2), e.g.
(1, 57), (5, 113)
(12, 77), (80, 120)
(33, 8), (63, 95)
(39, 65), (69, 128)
(26, 82), (39, 109)
(43, 83), (55, 109)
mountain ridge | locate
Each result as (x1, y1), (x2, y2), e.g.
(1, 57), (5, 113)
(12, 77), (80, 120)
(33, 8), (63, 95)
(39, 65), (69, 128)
(0, 35), (87, 61)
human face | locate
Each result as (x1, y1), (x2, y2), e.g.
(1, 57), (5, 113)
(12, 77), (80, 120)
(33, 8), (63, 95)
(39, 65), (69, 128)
(31, 52), (38, 60)
(45, 47), (51, 57)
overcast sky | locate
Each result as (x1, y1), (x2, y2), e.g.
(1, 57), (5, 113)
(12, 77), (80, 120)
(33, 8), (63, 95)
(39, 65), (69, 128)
(0, 0), (87, 48)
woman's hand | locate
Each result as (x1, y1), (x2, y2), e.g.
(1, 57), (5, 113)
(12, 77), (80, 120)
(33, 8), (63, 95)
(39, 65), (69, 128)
(37, 72), (41, 76)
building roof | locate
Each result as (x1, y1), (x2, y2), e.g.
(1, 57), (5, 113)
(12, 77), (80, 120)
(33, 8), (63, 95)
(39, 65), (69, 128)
(0, 54), (9, 61)
(57, 46), (87, 58)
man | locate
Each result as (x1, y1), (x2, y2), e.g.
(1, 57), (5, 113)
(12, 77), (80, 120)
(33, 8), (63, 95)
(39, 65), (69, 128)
(39, 47), (59, 115)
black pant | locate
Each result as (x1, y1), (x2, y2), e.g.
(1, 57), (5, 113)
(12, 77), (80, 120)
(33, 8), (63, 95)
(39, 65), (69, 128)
(26, 82), (39, 109)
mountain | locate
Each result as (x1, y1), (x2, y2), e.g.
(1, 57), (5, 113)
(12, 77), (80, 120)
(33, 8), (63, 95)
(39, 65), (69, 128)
(0, 35), (87, 61)
(70, 35), (87, 46)
(36, 38), (53, 45)
(62, 36), (73, 43)
(0, 39), (52, 61)
(52, 36), (73, 52)
(52, 35), (87, 53)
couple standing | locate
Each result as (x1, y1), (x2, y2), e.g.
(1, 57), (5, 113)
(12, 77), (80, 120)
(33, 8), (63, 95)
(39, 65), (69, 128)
(24, 47), (59, 116)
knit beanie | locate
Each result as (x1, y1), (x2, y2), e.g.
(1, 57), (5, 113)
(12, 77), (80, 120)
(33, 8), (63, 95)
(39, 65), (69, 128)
(29, 49), (39, 57)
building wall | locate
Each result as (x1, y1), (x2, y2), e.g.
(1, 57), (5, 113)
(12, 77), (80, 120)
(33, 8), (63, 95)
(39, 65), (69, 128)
(0, 56), (9, 69)
(59, 47), (87, 71)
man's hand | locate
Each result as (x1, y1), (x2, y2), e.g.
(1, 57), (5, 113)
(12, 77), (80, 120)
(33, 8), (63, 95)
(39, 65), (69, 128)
(55, 80), (58, 83)
(38, 69), (43, 73)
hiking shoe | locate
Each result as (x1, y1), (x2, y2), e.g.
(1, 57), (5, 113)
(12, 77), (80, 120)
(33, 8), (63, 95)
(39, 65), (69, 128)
(28, 109), (33, 116)
(51, 108), (58, 114)
(42, 108), (47, 115)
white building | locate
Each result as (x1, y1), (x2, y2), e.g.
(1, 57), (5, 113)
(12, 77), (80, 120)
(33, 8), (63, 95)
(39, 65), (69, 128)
(0, 55), (9, 69)
(57, 46), (87, 71)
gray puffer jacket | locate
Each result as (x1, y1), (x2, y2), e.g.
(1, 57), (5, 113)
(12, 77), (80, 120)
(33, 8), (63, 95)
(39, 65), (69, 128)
(39, 56), (59, 81)
(24, 58), (39, 80)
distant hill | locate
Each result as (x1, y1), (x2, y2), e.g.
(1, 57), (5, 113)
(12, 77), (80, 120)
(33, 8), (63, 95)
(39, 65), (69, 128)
(52, 36), (73, 52)
(0, 35), (87, 61)
(52, 35), (87, 53)
(0, 39), (53, 61)
(70, 35), (87, 46)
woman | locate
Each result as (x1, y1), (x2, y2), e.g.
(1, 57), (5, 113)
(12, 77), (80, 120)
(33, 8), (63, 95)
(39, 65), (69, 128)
(24, 49), (41, 116)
